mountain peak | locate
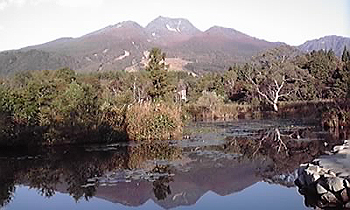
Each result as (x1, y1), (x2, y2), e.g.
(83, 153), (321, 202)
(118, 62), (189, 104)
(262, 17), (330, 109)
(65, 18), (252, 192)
(206, 26), (239, 34)
(204, 26), (249, 41)
(114, 21), (143, 29)
(153, 16), (173, 21)
(146, 16), (200, 34)
(82, 20), (144, 38)
(99, 20), (143, 32)
(152, 16), (189, 23)
(145, 16), (201, 45)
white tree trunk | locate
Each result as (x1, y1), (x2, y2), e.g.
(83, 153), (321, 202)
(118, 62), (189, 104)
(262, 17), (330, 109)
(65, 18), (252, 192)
(252, 79), (285, 112)
(273, 103), (278, 112)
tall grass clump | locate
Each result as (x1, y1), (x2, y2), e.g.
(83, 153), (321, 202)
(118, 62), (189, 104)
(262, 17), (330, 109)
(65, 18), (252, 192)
(125, 102), (182, 141)
(185, 91), (251, 121)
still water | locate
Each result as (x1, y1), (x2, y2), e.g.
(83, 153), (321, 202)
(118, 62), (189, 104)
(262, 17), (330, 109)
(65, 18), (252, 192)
(0, 119), (345, 209)
(6, 183), (305, 210)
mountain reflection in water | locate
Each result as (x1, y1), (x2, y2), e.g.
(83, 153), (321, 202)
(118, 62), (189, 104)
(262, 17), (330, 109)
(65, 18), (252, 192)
(0, 119), (347, 209)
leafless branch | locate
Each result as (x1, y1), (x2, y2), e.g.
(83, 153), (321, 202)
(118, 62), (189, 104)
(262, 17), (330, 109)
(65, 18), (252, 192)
(274, 128), (288, 155)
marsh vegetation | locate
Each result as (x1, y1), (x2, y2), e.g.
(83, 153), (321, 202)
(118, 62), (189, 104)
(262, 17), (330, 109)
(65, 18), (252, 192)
(0, 46), (349, 147)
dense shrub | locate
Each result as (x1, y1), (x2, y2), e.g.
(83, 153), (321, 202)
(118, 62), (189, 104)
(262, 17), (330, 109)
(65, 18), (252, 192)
(125, 102), (182, 141)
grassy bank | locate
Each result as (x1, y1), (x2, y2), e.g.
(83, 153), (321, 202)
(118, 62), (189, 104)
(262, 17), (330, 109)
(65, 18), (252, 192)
(184, 103), (252, 121)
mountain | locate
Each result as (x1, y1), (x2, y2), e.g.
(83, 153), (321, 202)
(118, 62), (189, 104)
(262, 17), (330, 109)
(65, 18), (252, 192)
(0, 16), (282, 75)
(93, 157), (263, 209)
(22, 21), (151, 72)
(145, 16), (201, 45)
(46, 150), (266, 209)
(169, 26), (281, 72)
(0, 49), (79, 75)
(298, 35), (350, 57)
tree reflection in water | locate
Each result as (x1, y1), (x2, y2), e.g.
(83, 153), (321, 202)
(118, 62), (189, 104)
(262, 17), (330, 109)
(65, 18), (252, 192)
(224, 127), (345, 182)
(0, 180), (15, 207)
(152, 165), (173, 200)
(0, 124), (348, 209)
(0, 142), (180, 207)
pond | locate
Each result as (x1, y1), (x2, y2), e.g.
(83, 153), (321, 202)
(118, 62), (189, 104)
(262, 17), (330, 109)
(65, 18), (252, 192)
(0, 118), (347, 210)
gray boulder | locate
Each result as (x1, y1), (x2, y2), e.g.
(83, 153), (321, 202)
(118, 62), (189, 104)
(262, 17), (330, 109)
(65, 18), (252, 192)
(326, 177), (345, 192)
(316, 183), (328, 194)
(321, 192), (339, 204)
(341, 188), (349, 203)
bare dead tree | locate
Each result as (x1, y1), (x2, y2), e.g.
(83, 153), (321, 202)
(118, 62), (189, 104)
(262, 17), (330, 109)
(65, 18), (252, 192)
(239, 47), (303, 112)
(248, 74), (291, 112)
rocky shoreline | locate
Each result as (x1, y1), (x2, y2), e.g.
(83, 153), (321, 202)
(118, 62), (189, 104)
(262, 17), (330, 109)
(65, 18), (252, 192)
(295, 140), (350, 209)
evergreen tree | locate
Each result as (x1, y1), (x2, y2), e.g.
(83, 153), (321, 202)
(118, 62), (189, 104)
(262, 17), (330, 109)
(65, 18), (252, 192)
(341, 46), (350, 98)
(146, 48), (172, 101)
(342, 46), (350, 62)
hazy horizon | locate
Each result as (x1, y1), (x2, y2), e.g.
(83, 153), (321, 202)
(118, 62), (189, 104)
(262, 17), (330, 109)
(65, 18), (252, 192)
(0, 0), (349, 51)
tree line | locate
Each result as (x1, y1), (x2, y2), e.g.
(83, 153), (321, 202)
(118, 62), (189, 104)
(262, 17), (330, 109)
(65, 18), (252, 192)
(0, 45), (349, 146)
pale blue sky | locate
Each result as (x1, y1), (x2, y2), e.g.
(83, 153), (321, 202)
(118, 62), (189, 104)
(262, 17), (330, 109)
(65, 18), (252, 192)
(0, 0), (349, 51)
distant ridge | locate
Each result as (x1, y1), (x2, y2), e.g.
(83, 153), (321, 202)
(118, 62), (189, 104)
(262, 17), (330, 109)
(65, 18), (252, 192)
(298, 35), (350, 57)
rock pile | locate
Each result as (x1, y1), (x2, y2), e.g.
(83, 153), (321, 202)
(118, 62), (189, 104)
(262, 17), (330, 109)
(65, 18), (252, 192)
(295, 140), (350, 209)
